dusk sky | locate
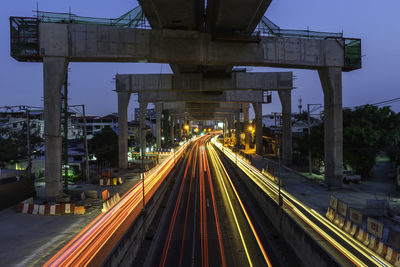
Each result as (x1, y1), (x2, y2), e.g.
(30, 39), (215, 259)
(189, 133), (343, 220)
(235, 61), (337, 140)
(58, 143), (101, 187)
(1, 0), (399, 120)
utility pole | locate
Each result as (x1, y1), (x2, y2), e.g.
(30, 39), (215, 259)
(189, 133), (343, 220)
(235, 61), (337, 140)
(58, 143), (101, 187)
(307, 104), (322, 176)
(26, 109), (31, 177)
(82, 104), (90, 182)
(63, 72), (69, 193)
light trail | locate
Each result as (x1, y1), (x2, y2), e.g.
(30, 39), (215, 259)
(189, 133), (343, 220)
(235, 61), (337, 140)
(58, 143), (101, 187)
(44, 140), (192, 266)
(208, 143), (272, 267)
(208, 142), (272, 267)
(203, 142), (227, 267)
(160, 141), (198, 267)
(212, 136), (389, 267)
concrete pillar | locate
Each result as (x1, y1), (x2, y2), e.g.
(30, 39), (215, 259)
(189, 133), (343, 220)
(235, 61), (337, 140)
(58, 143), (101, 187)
(253, 103), (263, 156)
(118, 92), (131, 169)
(278, 90), (293, 166)
(139, 102), (148, 157)
(243, 107), (250, 151)
(235, 111), (241, 148)
(43, 57), (68, 198)
(156, 103), (162, 149)
(318, 67), (343, 188)
(228, 115), (234, 138)
(223, 118), (227, 141)
(169, 116), (175, 143)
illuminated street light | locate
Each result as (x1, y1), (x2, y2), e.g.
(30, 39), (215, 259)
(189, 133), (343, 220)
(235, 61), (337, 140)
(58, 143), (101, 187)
(184, 125), (189, 130)
(248, 126), (253, 131)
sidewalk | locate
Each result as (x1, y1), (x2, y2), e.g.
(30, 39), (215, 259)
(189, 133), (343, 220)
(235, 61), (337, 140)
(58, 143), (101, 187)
(0, 154), (170, 267)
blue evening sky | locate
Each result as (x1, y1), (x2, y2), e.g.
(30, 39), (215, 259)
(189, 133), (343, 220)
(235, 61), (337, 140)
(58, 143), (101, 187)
(1, 0), (399, 120)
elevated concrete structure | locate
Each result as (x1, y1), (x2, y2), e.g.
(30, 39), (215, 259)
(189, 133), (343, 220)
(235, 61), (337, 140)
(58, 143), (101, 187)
(138, 90), (264, 103)
(116, 72), (293, 92)
(39, 24), (345, 70)
(138, 0), (203, 31)
(206, 0), (272, 36)
(17, 9), (355, 196)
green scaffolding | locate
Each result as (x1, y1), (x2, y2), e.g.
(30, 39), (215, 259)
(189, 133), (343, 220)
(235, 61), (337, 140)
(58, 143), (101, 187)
(37, 6), (148, 28)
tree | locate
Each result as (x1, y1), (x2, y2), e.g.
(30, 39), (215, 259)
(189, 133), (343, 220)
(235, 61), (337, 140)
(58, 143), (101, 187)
(343, 105), (400, 178)
(295, 105), (400, 179)
(0, 124), (43, 168)
(89, 126), (118, 167)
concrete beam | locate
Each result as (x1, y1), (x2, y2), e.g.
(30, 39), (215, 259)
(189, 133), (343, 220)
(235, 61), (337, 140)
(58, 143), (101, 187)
(116, 72), (293, 92)
(39, 24), (346, 70)
(163, 102), (250, 110)
(138, 90), (264, 103)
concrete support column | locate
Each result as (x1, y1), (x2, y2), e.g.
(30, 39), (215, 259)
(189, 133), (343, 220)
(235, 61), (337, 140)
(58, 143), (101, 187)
(228, 115), (234, 138)
(156, 103), (162, 149)
(139, 102), (148, 157)
(253, 103), (263, 156)
(235, 112), (241, 148)
(43, 57), (68, 198)
(278, 90), (293, 166)
(318, 67), (343, 187)
(170, 116), (175, 143)
(223, 118), (227, 140)
(118, 92), (131, 169)
(243, 107), (250, 151)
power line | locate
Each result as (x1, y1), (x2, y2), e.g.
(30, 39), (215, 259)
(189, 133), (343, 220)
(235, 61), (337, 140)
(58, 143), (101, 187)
(347, 97), (400, 108)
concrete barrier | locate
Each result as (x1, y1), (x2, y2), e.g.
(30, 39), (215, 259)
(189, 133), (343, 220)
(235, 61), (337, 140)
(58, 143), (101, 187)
(228, 156), (341, 266)
(0, 177), (35, 210)
(103, 152), (185, 266)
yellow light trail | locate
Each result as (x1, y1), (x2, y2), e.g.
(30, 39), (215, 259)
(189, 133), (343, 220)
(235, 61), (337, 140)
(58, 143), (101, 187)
(208, 143), (272, 267)
(212, 137), (390, 267)
(208, 142), (272, 267)
(208, 144), (254, 267)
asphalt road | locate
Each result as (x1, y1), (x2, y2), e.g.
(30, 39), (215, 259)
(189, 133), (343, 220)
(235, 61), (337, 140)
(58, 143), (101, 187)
(145, 135), (281, 267)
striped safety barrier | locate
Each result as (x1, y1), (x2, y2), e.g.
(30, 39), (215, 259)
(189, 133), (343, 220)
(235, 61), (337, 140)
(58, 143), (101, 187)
(18, 202), (85, 215)
(101, 193), (121, 213)
(99, 177), (124, 186)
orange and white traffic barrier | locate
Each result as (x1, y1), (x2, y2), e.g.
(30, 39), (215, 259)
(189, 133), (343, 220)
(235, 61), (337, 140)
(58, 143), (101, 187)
(343, 220), (352, 233)
(375, 241), (388, 257)
(18, 202), (80, 215)
(74, 206), (86, 215)
(386, 247), (399, 265)
(355, 228), (370, 246)
(333, 215), (345, 229)
(368, 236), (378, 251)
(348, 224), (358, 237)
(101, 193), (121, 213)
(100, 177), (124, 186)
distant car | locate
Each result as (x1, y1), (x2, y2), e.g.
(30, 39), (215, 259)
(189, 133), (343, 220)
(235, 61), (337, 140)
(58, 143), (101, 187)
(343, 170), (361, 184)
